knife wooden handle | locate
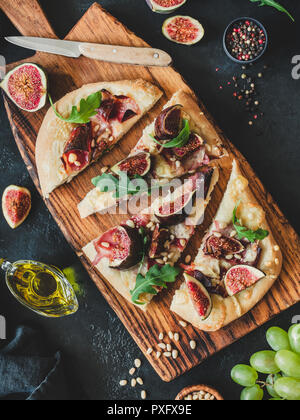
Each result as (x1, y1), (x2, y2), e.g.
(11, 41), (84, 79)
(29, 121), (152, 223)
(79, 44), (172, 67)
(0, 0), (56, 38)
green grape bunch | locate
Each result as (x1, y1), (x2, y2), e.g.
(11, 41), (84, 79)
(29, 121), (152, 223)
(231, 324), (300, 400)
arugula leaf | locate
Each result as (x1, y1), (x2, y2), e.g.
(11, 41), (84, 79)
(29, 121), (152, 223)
(130, 264), (180, 305)
(250, 0), (295, 22)
(92, 171), (146, 199)
(233, 203), (269, 243)
(151, 119), (191, 149)
(49, 91), (102, 124)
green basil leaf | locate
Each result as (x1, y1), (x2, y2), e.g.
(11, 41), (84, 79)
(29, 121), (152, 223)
(151, 119), (191, 149)
(49, 91), (102, 124)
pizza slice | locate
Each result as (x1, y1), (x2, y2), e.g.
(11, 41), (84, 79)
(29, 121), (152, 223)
(171, 160), (283, 331)
(36, 79), (162, 197)
(83, 167), (219, 310)
(78, 90), (227, 218)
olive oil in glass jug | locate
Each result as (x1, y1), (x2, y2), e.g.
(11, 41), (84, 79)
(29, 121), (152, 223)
(0, 259), (79, 317)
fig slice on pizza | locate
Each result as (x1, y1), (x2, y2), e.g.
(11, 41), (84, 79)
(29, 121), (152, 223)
(83, 167), (219, 310)
(171, 160), (283, 331)
(36, 79), (162, 197)
(78, 90), (227, 219)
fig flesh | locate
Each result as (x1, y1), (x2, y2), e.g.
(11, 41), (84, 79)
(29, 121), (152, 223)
(1, 63), (47, 112)
(2, 185), (31, 229)
(162, 16), (205, 45)
(148, 225), (170, 259)
(204, 234), (244, 259)
(146, 0), (187, 14)
(184, 273), (212, 320)
(111, 152), (152, 177)
(93, 225), (143, 270)
(155, 105), (182, 140)
(224, 265), (265, 296)
(173, 133), (204, 159)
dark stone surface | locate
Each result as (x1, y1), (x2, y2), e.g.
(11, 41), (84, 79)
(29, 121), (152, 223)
(0, 0), (299, 400)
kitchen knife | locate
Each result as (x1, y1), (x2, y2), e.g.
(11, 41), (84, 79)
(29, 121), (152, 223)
(5, 36), (172, 67)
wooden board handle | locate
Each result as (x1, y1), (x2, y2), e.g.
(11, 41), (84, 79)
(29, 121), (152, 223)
(0, 0), (56, 38)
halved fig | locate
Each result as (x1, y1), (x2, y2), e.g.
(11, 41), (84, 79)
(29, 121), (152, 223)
(204, 235), (244, 259)
(149, 225), (170, 259)
(162, 16), (205, 45)
(2, 185), (31, 229)
(155, 105), (182, 140)
(154, 172), (207, 225)
(111, 152), (152, 177)
(224, 265), (265, 296)
(146, 0), (187, 14)
(173, 133), (204, 159)
(0, 63), (47, 112)
(184, 273), (212, 320)
(93, 225), (143, 270)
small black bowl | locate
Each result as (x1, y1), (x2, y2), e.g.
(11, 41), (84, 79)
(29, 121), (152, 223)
(223, 17), (268, 65)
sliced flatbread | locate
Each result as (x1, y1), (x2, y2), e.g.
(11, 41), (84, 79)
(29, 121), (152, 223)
(36, 79), (162, 197)
(78, 90), (227, 218)
(171, 160), (283, 331)
(83, 167), (219, 310)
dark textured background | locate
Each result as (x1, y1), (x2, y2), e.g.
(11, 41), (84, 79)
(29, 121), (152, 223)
(0, 0), (299, 400)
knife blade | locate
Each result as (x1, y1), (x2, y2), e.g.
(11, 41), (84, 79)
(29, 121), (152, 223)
(5, 36), (173, 67)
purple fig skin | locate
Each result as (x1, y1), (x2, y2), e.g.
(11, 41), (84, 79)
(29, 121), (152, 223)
(109, 225), (144, 270)
(154, 105), (182, 140)
(145, 0), (187, 14)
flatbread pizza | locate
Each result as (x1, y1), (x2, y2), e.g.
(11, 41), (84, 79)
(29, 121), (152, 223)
(78, 90), (227, 218)
(36, 79), (162, 197)
(171, 160), (283, 331)
(83, 167), (219, 310)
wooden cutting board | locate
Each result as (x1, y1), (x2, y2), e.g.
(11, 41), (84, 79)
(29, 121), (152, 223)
(1, 0), (300, 382)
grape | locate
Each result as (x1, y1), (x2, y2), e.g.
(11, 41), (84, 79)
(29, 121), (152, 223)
(231, 365), (258, 387)
(288, 324), (300, 354)
(274, 377), (300, 400)
(275, 350), (300, 379)
(240, 385), (264, 401)
(266, 374), (282, 398)
(266, 327), (291, 351)
(250, 351), (280, 374)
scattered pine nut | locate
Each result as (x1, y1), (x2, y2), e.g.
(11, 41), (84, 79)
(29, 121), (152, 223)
(159, 333), (164, 340)
(163, 352), (172, 358)
(174, 333), (180, 342)
(147, 347), (153, 355)
(172, 350), (178, 359)
(156, 351), (161, 359)
(141, 390), (147, 400)
(179, 321), (187, 328)
(168, 331), (174, 340)
(190, 340), (197, 350)
(167, 344), (172, 352)
(137, 377), (144, 385)
(126, 220), (135, 229)
(274, 245), (280, 252)
(129, 368), (136, 376)
(120, 380), (127, 386)
(134, 359), (142, 368)
(158, 343), (166, 349)
(131, 379), (137, 388)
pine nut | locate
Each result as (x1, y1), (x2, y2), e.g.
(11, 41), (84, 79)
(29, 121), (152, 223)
(120, 380), (127, 386)
(190, 340), (197, 350)
(167, 344), (172, 352)
(131, 379), (137, 387)
(129, 368), (136, 376)
(158, 343), (166, 349)
(147, 347), (153, 355)
(172, 350), (178, 359)
(168, 331), (174, 340)
(126, 220), (135, 228)
(137, 377), (144, 385)
(141, 390), (147, 400)
(101, 242), (110, 248)
(274, 245), (280, 251)
(179, 321), (187, 328)
(159, 333), (164, 340)
(163, 352), (172, 358)
(134, 359), (141, 368)
(156, 352), (161, 359)
(174, 333), (180, 342)
(185, 255), (192, 264)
